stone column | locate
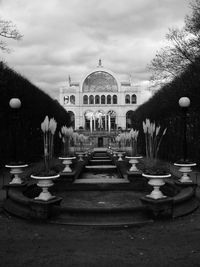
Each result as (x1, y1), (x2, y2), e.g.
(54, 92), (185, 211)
(94, 117), (96, 131)
(108, 115), (111, 132)
(90, 117), (92, 133)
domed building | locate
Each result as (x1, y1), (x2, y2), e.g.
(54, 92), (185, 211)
(59, 60), (149, 146)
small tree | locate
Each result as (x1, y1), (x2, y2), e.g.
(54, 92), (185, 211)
(148, 0), (200, 85)
(0, 18), (22, 52)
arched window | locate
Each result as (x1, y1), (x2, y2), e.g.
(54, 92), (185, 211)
(126, 110), (135, 129)
(89, 95), (94, 104)
(83, 95), (88, 104)
(113, 95), (117, 104)
(67, 111), (75, 128)
(64, 95), (69, 105)
(107, 95), (111, 104)
(125, 94), (130, 104)
(131, 94), (137, 104)
(95, 95), (100, 104)
(107, 110), (116, 130)
(70, 95), (75, 104)
(101, 95), (105, 104)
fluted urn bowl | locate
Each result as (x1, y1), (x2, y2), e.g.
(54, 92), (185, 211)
(126, 156), (143, 172)
(31, 174), (60, 201)
(142, 173), (171, 199)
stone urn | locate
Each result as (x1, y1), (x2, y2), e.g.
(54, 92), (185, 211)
(59, 156), (76, 172)
(31, 174), (60, 201)
(142, 173), (171, 199)
(117, 151), (125, 161)
(5, 164), (28, 184)
(126, 156), (142, 172)
(174, 162), (196, 183)
(76, 152), (85, 161)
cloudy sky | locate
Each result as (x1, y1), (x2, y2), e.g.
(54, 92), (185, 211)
(0, 0), (190, 99)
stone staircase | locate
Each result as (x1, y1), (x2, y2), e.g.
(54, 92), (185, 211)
(74, 151), (129, 185)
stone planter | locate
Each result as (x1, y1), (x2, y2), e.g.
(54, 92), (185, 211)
(126, 156), (142, 172)
(174, 162), (196, 183)
(59, 157), (76, 172)
(31, 174), (60, 201)
(5, 164), (28, 184)
(117, 151), (125, 161)
(142, 173), (171, 199)
(76, 152), (85, 161)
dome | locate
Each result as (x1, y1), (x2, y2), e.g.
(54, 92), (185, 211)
(82, 71), (118, 92)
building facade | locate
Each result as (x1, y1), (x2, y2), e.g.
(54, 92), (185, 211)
(59, 61), (148, 133)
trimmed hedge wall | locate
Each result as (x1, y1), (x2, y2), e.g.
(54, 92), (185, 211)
(0, 62), (70, 164)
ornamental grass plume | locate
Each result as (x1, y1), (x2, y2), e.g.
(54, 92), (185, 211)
(41, 116), (57, 173)
(129, 128), (139, 156)
(115, 135), (121, 150)
(78, 133), (88, 151)
(142, 118), (167, 159)
(59, 126), (74, 156)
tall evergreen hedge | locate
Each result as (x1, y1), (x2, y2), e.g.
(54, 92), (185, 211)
(0, 62), (70, 165)
(133, 62), (200, 164)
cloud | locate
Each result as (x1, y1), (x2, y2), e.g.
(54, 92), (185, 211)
(0, 0), (190, 98)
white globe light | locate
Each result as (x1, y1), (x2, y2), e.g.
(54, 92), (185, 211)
(178, 97), (190, 108)
(9, 98), (21, 109)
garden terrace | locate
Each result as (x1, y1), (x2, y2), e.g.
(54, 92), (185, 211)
(2, 149), (199, 226)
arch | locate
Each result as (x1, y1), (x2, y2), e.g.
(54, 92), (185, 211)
(131, 94), (137, 104)
(95, 95), (100, 104)
(126, 110), (135, 129)
(107, 110), (116, 130)
(125, 94), (130, 104)
(83, 95), (88, 104)
(67, 111), (75, 128)
(107, 95), (111, 104)
(113, 95), (117, 104)
(89, 95), (94, 104)
(70, 95), (75, 104)
(101, 95), (106, 104)
(84, 110), (94, 130)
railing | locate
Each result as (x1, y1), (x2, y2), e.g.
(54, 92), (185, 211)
(76, 129), (119, 136)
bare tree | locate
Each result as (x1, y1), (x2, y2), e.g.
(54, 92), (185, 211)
(0, 18), (22, 52)
(148, 0), (200, 85)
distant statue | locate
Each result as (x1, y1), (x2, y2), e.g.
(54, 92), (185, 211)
(98, 59), (102, 67)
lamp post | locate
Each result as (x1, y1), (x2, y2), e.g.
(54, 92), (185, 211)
(6, 98), (28, 184)
(178, 97), (190, 162)
(9, 98), (22, 163)
(174, 97), (196, 183)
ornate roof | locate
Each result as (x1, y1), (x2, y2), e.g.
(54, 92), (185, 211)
(82, 71), (118, 92)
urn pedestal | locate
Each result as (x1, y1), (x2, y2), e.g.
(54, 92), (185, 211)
(76, 152), (85, 161)
(117, 152), (125, 161)
(59, 157), (76, 172)
(174, 162), (196, 183)
(126, 156), (142, 172)
(31, 174), (60, 201)
(6, 164), (28, 184)
(142, 173), (171, 199)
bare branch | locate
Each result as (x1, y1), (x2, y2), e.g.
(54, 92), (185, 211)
(0, 18), (22, 52)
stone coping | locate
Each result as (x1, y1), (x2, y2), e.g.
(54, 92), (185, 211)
(142, 173), (171, 179)
(59, 157), (76, 160)
(31, 174), (60, 179)
(5, 164), (28, 168)
(85, 165), (117, 169)
(174, 163), (197, 167)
